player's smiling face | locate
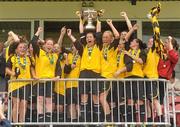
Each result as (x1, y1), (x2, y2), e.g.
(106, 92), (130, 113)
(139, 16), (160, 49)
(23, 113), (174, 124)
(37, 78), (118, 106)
(102, 31), (113, 44)
(16, 43), (26, 56)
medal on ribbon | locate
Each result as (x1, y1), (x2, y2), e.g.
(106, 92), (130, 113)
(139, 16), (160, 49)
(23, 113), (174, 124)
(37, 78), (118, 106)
(46, 53), (54, 64)
(117, 50), (123, 67)
(72, 52), (79, 65)
(103, 46), (109, 61)
(88, 46), (93, 59)
(130, 49), (139, 64)
(17, 55), (27, 70)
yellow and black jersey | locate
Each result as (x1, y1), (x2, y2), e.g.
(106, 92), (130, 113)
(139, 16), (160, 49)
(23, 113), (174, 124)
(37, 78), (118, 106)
(5, 46), (9, 62)
(143, 48), (159, 78)
(80, 44), (101, 73)
(5, 42), (20, 62)
(6, 55), (32, 92)
(100, 45), (117, 78)
(64, 52), (81, 88)
(54, 57), (66, 96)
(126, 49), (146, 78)
(30, 35), (58, 78)
(115, 49), (126, 78)
(35, 49), (58, 78)
(5, 45), (15, 62)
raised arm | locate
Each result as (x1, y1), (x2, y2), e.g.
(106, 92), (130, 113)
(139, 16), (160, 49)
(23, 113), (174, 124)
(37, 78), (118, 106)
(125, 24), (138, 42)
(76, 11), (86, 45)
(106, 19), (119, 39)
(96, 17), (101, 33)
(57, 26), (66, 48)
(67, 29), (77, 43)
(121, 12), (132, 31)
(167, 37), (179, 64)
(4, 31), (20, 48)
(67, 29), (83, 56)
(96, 9), (104, 33)
(148, 3), (164, 59)
(30, 27), (43, 56)
(76, 11), (84, 34)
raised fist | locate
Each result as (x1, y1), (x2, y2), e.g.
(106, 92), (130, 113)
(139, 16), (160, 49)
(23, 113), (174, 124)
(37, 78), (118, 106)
(67, 29), (72, 37)
(61, 26), (66, 35)
(37, 27), (43, 33)
(106, 19), (112, 25)
(120, 11), (127, 17)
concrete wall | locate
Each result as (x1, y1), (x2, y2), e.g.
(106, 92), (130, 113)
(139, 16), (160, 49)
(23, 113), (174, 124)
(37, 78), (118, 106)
(0, 1), (180, 20)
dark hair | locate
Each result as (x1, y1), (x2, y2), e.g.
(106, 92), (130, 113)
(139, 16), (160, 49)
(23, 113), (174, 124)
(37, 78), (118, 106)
(135, 38), (147, 49)
(121, 31), (128, 34)
(85, 32), (96, 39)
(45, 38), (55, 44)
(8, 42), (26, 56)
(18, 35), (28, 43)
(171, 38), (179, 51)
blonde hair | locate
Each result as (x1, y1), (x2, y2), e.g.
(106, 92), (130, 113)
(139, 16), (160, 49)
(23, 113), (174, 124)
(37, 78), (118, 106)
(103, 30), (113, 38)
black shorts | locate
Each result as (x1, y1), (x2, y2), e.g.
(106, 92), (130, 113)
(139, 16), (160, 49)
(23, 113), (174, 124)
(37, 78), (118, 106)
(107, 81), (125, 104)
(126, 76), (145, 101)
(79, 70), (102, 95)
(55, 93), (65, 105)
(66, 87), (77, 105)
(99, 76), (111, 92)
(159, 78), (167, 105)
(34, 81), (54, 97)
(146, 80), (158, 100)
(11, 84), (31, 101)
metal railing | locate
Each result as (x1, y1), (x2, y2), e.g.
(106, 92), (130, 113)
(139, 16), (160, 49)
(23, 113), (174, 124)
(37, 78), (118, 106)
(168, 87), (180, 127)
(6, 78), (171, 126)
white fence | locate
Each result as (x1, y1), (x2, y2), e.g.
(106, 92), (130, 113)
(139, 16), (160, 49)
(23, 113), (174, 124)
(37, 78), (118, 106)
(4, 78), (175, 126)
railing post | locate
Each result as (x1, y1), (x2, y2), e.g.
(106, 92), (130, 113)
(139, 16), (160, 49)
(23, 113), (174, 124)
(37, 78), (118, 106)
(172, 88), (176, 127)
(49, 124), (53, 127)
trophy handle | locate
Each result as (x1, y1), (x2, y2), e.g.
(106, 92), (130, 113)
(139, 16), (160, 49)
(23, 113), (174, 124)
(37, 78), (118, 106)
(75, 11), (81, 17)
(76, 10), (85, 22)
(97, 9), (105, 17)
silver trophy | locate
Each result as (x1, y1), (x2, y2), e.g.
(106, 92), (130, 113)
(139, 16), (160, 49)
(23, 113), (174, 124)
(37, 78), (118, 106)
(76, 9), (104, 30)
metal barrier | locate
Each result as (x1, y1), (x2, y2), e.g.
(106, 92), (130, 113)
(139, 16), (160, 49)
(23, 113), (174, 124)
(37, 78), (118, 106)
(7, 78), (171, 126)
(168, 88), (180, 127)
